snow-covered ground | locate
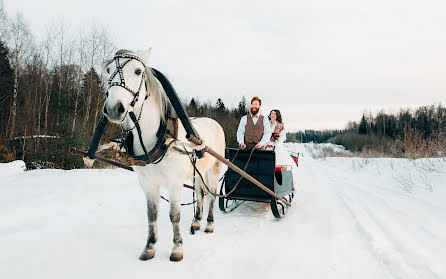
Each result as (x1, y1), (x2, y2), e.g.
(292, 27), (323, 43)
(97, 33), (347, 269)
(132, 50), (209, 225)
(285, 142), (351, 159)
(1, 143), (445, 279)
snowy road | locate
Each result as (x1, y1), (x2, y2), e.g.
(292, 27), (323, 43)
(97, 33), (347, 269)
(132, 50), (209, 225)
(1, 145), (445, 279)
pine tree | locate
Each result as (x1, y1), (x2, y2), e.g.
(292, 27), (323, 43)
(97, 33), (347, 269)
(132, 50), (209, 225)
(358, 114), (367, 135)
(215, 98), (227, 113)
(235, 96), (247, 118)
(81, 67), (102, 135)
(0, 39), (13, 142)
(188, 97), (199, 116)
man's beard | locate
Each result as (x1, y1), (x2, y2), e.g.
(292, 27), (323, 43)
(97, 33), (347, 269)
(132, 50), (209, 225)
(250, 107), (259, 115)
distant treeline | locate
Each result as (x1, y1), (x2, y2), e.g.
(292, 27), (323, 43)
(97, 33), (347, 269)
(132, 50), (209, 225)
(288, 104), (446, 154)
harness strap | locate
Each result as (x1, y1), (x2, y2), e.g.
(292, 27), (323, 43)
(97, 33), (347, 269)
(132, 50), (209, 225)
(187, 147), (256, 198)
(128, 111), (175, 164)
(129, 111), (153, 163)
(86, 114), (109, 159)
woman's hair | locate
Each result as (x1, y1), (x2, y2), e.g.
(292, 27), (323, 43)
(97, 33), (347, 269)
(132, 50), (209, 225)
(268, 109), (283, 123)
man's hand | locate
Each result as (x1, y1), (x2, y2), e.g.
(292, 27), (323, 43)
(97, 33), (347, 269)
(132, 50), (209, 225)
(240, 143), (246, 149)
(255, 143), (263, 149)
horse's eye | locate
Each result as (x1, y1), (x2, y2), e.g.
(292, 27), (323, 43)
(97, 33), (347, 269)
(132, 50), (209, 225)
(106, 67), (110, 74)
(135, 69), (142, 75)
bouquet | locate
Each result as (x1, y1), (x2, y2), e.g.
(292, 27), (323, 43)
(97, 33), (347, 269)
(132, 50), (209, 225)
(271, 132), (280, 141)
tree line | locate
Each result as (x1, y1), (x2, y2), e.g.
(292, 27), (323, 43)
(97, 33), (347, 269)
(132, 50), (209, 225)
(0, 2), (251, 168)
(0, 3), (117, 168)
(287, 104), (446, 155)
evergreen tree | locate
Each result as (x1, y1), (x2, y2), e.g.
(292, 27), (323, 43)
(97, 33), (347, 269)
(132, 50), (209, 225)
(188, 97), (199, 116)
(80, 67), (102, 135)
(358, 114), (367, 134)
(215, 98), (227, 113)
(0, 39), (13, 142)
(235, 96), (247, 118)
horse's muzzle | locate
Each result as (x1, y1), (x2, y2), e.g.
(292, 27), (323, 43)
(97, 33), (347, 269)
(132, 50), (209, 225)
(103, 102), (126, 122)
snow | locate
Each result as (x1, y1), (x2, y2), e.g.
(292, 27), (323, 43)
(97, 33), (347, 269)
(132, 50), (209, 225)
(1, 144), (446, 279)
(0, 160), (26, 177)
(286, 142), (351, 159)
(10, 135), (59, 140)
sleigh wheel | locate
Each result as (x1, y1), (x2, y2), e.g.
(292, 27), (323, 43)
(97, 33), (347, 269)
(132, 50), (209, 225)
(270, 193), (293, 218)
(218, 185), (245, 212)
(218, 184), (228, 212)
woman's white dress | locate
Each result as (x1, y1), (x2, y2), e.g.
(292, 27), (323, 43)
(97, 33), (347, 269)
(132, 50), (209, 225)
(267, 122), (298, 188)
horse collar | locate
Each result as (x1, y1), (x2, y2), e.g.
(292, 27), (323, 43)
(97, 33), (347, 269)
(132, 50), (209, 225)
(125, 111), (177, 164)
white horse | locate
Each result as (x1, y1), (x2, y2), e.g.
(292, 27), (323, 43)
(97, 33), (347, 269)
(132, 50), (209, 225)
(98, 49), (225, 261)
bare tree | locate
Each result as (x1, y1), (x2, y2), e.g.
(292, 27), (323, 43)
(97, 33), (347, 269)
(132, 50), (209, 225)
(82, 24), (100, 130)
(42, 24), (57, 136)
(0, 0), (8, 40)
(7, 13), (32, 138)
(34, 46), (45, 149)
(72, 31), (86, 133)
(91, 25), (114, 133)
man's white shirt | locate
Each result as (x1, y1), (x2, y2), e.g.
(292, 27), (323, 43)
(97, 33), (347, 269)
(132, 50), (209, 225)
(236, 113), (272, 147)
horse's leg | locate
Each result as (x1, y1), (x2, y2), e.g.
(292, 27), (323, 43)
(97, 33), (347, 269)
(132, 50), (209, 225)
(205, 161), (222, 233)
(168, 185), (183, 261)
(190, 176), (205, 232)
(139, 187), (160, 261)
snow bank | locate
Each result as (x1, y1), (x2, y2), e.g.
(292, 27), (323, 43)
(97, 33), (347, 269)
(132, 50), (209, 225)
(284, 142), (351, 159)
(0, 160), (26, 177)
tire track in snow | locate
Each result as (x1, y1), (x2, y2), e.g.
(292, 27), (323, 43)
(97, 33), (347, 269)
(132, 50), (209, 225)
(342, 177), (445, 242)
(302, 161), (390, 278)
(338, 183), (445, 278)
(335, 183), (443, 279)
(333, 188), (406, 279)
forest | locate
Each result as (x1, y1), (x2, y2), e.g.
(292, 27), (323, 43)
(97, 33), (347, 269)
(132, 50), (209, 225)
(0, 4), (252, 168)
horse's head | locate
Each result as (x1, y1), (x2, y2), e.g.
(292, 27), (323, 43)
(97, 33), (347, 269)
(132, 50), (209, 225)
(102, 49), (151, 123)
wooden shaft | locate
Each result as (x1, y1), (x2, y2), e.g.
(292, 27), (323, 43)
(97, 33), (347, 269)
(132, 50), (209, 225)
(187, 135), (291, 207)
(71, 148), (134, 171)
(71, 148), (193, 190)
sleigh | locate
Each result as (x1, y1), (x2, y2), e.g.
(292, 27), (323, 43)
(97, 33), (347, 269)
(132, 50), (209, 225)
(219, 148), (295, 218)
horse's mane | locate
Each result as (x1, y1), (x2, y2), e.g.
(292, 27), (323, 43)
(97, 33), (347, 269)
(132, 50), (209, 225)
(104, 49), (169, 123)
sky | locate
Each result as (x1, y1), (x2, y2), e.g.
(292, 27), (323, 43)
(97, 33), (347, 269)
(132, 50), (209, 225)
(3, 0), (446, 131)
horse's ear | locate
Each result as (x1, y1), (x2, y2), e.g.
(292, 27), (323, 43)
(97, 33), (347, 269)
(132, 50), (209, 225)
(101, 58), (114, 77)
(136, 48), (152, 64)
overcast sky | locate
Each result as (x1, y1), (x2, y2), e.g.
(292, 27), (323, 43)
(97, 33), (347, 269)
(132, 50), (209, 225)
(4, 0), (446, 131)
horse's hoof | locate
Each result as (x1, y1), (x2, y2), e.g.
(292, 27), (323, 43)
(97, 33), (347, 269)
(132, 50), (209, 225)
(170, 246), (183, 262)
(139, 249), (155, 261)
(204, 223), (214, 233)
(191, 222), (200, 231)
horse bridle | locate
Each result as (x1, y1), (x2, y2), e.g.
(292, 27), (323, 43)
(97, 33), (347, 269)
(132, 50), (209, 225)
(107, 53), (149, 108)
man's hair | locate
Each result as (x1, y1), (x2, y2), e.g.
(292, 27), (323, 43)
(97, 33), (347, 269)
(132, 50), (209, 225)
(251, 96), (262, 105)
